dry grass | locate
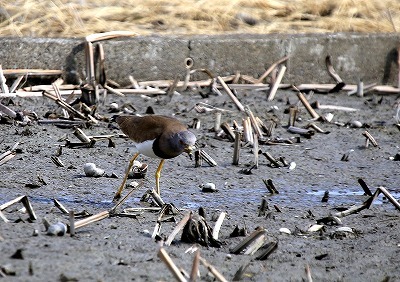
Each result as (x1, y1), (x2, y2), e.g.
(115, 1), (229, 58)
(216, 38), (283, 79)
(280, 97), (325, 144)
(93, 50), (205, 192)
(0, 0), (399, 37)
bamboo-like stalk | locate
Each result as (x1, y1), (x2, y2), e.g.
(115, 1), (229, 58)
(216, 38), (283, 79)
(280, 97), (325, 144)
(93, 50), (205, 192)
(199, 257), (228, 282)
(158, 248), (187, 282)
(189, 249), (200, 282)
(256, 55), (290, 83)
(165, 212), (192, 246)
(362, 131), (378, 147)
(217, 76), (245, 112)
(74, 210), (109, 229)
(212, 212), (226, 240)
(295, 90), (320, 119)
(232, 131), (241, 165)
(267, 65), (286, 101)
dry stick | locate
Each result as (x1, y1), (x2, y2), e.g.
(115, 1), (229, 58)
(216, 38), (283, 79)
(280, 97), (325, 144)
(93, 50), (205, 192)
(165, 212), (192, 246)
(305, 264), (313, 282)
(333, 189), (380, 218)
(325, 55), (343, 83)
(0, 65), (9, 93)
(267, 65), (286, 101)
(3, 69), (63, 76)
(232, 131), (241, 165)
(199, 150), (218, 167)
(232, 262), (251, 281)
(294, 88), (320, 119)
(378, 186), (400, 211)
(214, 112), (222, 131)
(168, 75), (181, 96)
(262, 151), (281, 167)
(0, 209), (9, 223)
(398, 44), (400, 89)
(212, 212), (226, 240)
(104, 84), (125, 97)
(190, 249), (200, 282)
(138, 75), (234, 88)
(109, 180), (146, 213)
(53, 199), (69, 214)
(85, 31), (138, 43)
(74, 210), (109, 229)
(230, 229), (267, 254)
(217, 76), (245, 112)
(73, 128), (91, 143)
(244, 234), (266, 255)
(244, 106), (263, 137)
(158, 248), (187, 282)
(253, 133), (259, 168)
(288, 106), (297, 127)
(357, 78), (364, 97)
(256, 55), (290, 83)
(362, 131), (378, 147)
(9, 75), (24, 93)
(347, 82), (377, 96)
(0, 103), (17, 118)
(43, 91), (87, 120)
(357, 178), (373, 196)
(85, 41), (95, 85)
(69, 211), (75, 237)
(199, 257), (228, 282)
(312, 101), (359, 112)
(220, 122), (235, 141)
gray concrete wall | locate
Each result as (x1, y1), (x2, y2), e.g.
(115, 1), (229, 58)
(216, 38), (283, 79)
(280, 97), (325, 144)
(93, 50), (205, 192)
(0, 33), (399, 86)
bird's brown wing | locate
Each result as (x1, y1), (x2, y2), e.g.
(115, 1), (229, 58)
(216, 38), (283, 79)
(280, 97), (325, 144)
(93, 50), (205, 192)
(116, 115), (187, 143)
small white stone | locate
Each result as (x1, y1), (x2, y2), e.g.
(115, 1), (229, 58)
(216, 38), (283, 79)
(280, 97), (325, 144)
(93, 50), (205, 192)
(47, 222), (67, 236)
(84, 163), (105, 177)
(307, 224), (324, 232)
(279, 227), (291, 235)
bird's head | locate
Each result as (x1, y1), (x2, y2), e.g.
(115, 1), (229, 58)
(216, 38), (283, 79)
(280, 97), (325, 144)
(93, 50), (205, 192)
(179, 130), (197, 155)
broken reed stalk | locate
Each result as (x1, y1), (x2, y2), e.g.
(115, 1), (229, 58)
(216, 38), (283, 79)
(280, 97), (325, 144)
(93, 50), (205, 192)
(305, 264), (313, 282)
(158, 248), (187, 282)
(256, 55), (290, 83)
(242, 118), (253, 144)
(199, 257), (228, 282)
(288, 106), (297, 127)
(325, 55), (343, 84)
(74, 210), (109, 229)
(190, 249), (200, 282)
(43, 90), (88, 120)
(357, 79), (364, 97)
(199, 149), (218, 167)
(165, 212), (192, 246)
(244, 106), (263, 137)
(214, 112), (222, 131)
(230, 228), (266, 254)
(378, 186), (400, 211)
(253, 133), (259, 168)
(69, 211), (75, 237)
(0, 195), (37, 221)
(244, 234), (266, 255)
(267, 65), (286, 101)
(217, 76), (245, 112)
(53, 199), (69, 214)
(0, 65), (9, 93)
(0, 209), (8, 223)
(294, 89), (320, 119)
(232, 131), (241, 165)
(220, 122), (235, 141)
(212, 212), (226, 240)
(362, 131), (378, 147)
(261, 151), (281, 167)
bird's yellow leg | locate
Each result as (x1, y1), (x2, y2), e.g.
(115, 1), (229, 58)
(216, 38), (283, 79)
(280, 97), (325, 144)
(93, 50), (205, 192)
(114, 152), (139, 200)
(155, 159), (165, 195)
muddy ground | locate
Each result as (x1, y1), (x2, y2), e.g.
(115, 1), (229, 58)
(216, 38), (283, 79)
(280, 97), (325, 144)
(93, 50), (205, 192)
(0, 86), (399, 282)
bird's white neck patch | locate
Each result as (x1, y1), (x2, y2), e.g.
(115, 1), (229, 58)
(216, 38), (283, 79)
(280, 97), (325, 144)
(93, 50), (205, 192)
(135, 139), (158, 158)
